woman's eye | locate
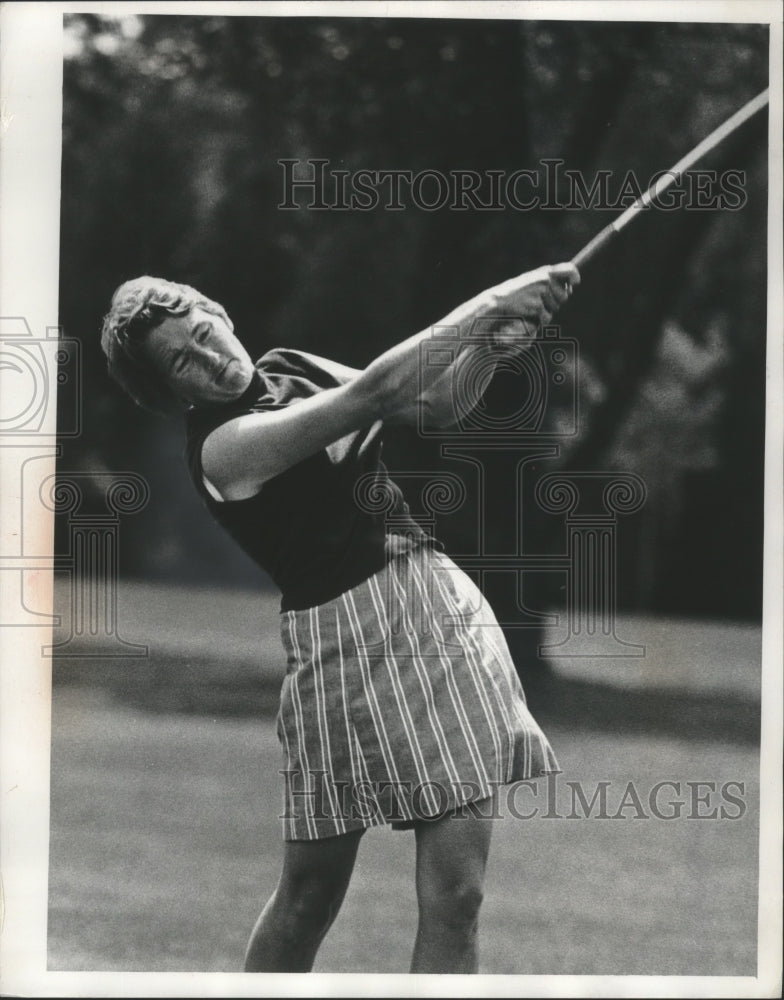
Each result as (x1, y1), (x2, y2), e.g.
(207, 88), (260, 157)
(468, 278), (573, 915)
(195, 326), (210, 344)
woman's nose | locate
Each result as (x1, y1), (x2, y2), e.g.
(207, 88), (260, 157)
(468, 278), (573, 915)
(195, 343), (222, 366)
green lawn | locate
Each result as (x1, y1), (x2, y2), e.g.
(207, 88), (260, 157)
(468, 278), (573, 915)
(48, 687), (759, 975)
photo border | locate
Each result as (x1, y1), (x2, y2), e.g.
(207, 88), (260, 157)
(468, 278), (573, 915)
(1, 2), (781, 996)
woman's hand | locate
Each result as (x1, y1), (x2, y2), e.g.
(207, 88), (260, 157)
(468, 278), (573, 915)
(381, 261), (581, 427)
(491, 261), (579, 319)
(448, 261), (580, 346)
(366, 262), (580, 419)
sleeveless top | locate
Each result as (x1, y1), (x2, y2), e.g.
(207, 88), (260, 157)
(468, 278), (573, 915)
(184, 348), (440, 611)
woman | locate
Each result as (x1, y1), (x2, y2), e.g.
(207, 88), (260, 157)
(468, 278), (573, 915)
(100, 260), (579, 973)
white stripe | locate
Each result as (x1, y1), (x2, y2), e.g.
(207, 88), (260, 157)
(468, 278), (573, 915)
(342, 588), (404, 791)
(308, 607), (345, 835)
(353, 728), (373, 787)
(278, 697), (297, 841)
(459, 590), (555, 779)
(385, 558), (462, 796)
(352, 728), (390, 823)
(450, 585), (521, 777)
(430, 567), (509, 783)
(365, 573), (437, 811)
(336, 605), (362, 796)
(477, 618), (549, 776)
(286, 613), (318, 839)
(431, 562), (520, 779)
(407, 553), (492, 789)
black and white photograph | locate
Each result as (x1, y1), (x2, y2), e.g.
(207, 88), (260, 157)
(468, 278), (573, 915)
(0, 1), (781, 995)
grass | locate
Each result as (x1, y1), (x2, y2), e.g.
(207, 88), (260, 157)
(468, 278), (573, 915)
(51, 580), (762, 744)
(48, 584), (762, 974)
(48, 688), (759, 975)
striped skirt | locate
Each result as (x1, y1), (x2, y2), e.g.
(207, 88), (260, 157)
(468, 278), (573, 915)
(277, 544), (558, 840)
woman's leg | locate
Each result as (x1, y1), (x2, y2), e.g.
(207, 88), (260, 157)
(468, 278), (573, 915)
(244, 827), (365, 972)
(410, 800), (496, 973)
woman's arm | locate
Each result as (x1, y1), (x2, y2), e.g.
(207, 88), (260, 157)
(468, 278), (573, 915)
(365, 261), (580, 429)
(290, 350), (362, 385)
(201, 379), (381, 500)
(201, 262), (579, 500)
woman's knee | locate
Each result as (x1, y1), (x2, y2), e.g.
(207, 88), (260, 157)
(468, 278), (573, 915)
(272, 874), (342, 938)
(275, 828), (363, 936)
(415, 814), (492, 931)
(276, 849), (359, 936)
(418, 875), (485, 931)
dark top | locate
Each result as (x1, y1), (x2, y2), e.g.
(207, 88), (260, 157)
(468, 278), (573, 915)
(185, 348), (439, 611)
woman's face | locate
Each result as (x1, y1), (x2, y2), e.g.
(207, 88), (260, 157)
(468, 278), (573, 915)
(142, 307), (256, 406)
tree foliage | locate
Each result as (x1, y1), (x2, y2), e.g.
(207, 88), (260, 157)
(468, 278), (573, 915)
(59, 14), (768, 620)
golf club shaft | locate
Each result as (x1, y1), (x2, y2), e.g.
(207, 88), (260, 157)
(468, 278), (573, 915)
(571, 88), (769, 270)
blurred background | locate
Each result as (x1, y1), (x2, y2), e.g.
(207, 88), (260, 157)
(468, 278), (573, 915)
(58, 14), (768, 618)
(49, 13), (768, 976)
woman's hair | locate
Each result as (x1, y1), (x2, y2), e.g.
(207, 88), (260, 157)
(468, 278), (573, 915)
(100, 276), (233, 414)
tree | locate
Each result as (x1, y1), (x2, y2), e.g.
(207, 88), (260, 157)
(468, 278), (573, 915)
(59, 14), (769, 642)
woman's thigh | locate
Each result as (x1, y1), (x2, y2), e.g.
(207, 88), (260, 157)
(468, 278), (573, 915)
(413, 799), (496, 911)
(278, 827), (365, 905)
